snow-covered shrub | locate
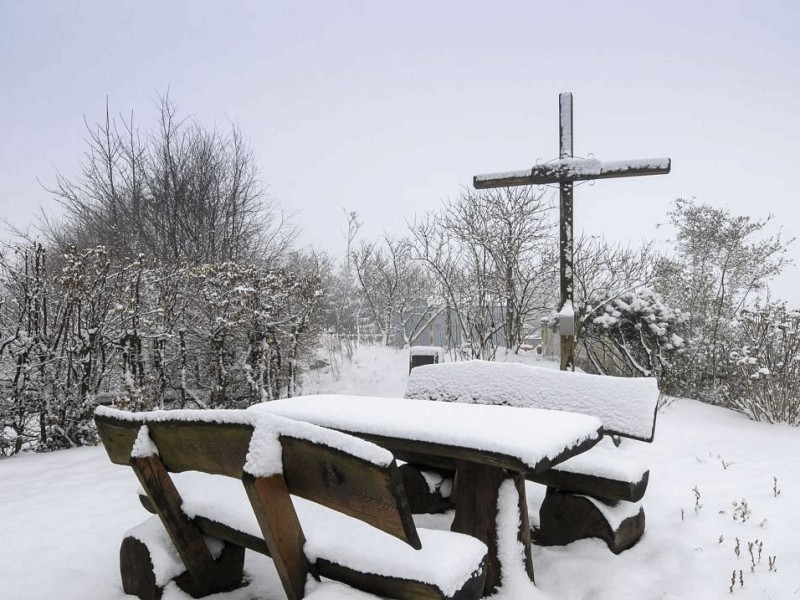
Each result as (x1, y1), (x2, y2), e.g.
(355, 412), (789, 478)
(579, 287), (684, 380)
(180, 257), (324, 406)
(653, 198), (791, 402)
(0, 244), (325, 454)
(720, 303), (800, 425)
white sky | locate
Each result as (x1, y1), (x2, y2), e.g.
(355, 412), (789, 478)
(2, 0), (799, 301)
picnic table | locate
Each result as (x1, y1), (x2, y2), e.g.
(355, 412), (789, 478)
(249, 394), (603, 594)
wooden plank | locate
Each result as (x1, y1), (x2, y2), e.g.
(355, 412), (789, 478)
(315, 558), (486, 600)
(529, 469), (649, 503)
(131, 455), (218, 590)
(280, 436), (421, 549)
(243, 473), (313, 600)
(147, 421), (252, 477)
(559, 179), (575, 372)
(95, 414), (144, 465)
(341, 430), (599, 477)
(96, 413), (253, 476)
(362, 434), (532, 472)
(394, 461), (649, 513)
(473, 158), (671, 188)
(404, 362), (659, 441)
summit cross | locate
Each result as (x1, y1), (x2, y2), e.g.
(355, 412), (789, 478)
(473, 92), (671, 371)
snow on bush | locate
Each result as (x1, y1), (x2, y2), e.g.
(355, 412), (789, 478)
(580, 286), (683, 380)
(722, 303), (800, 425)
(0, 244), (325, 455)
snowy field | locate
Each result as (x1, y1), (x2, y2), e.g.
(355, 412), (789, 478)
(1, 345), (799, 599)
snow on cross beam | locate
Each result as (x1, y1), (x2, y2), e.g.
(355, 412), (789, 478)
(472, 157), (672, 188)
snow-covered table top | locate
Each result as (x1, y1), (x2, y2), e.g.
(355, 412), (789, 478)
(249, 394), (603, 476)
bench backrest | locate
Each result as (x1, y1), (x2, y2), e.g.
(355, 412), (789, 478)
(95, 406), (420, 600)
(405, 360), (659, 442)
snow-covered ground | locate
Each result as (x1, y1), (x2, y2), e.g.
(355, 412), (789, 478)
(1, 345), (799, 599)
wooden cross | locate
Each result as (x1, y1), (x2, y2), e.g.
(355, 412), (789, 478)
(473, 92), (671, 371)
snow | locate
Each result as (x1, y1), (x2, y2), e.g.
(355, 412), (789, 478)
(421, 469), (452, 498)
(408, 345), (444, 361)
(577, 496), (643, 531)
(301, 501), (486, 596)
(551, 438), (648, 482)
(558, 300), (574, 317)
(405, 360), (659, 441)
(249, 395), (602, 474)
(2, 346), (800, 599)
(599, 158), (671, 173)
(490, 480), (543, 599)
(130, 425), (159, 459)
(166, 472), (487, 597)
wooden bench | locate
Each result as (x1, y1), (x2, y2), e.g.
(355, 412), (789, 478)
(249, 394), (603, 595)
(403, 360), (659, 553)
(94, 406), (488, 600)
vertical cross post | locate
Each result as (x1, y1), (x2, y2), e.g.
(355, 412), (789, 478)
(472, 92), (670, 372)
(559, 92), (575, 371)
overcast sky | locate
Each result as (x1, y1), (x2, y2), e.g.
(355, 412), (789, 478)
(2, 1), (799, 300)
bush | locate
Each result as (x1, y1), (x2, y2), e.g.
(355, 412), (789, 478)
(579, 287), (684, 381)
(720, 303), (800, 425)
(0, 244), (325, 455)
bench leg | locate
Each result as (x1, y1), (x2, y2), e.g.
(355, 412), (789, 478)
(175, 542), (246, 598)
(131, 455), (222, 591)
(397, 463), (455, 514)
(451, 461), (534, 595)
(534, 487), (646, 554)
(128, 454), (248, 598)
(120, 535), (163, 600)
(120, 535), (245, 600)
(243, 473), (314, 600)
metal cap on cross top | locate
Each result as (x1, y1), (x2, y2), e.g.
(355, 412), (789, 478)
(472, 92), (671, 371)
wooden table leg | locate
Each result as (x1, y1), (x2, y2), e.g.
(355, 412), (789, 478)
(451, 461), (534, 594)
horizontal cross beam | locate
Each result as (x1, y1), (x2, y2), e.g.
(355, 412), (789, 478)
(473, 157), (671, 189)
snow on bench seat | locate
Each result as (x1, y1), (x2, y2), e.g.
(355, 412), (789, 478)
(405, 360), (659, 441)
(159, 472), (487, 598)
(530, 439), (650, 502)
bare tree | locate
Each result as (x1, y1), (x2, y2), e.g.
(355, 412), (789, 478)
(43, 93), (293, 265)
(409, 186), (554, 357)
(323, 211), (370, 343)
(352, 235), (441, 346)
